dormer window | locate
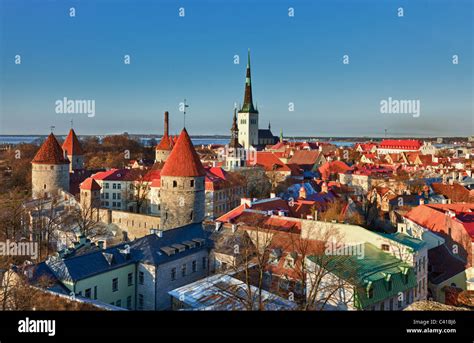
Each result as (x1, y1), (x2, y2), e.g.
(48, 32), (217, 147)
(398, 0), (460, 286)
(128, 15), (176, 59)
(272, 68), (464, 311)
(381, 244), (390, 252)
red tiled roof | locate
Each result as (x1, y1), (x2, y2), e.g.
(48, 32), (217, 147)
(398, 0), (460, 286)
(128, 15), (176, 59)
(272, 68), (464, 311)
(150, 179), (161, 188)
(255, 152), (292, 172)
(80, 177), (101, 191)
(62, 129), (84, 155)
(156, 134), (173, 151)
(288, 150), (321, 166)
(318, 160), (351, 180)
(32, 133), (69, 165)
(92, 168), (144, 181)
(216, 203), (249, 222)
(405, 204), (474, 242)
(431, 183), (473, 203)
(379, 139), (421, 150)
(160, 128), (206, 177)
(143, 169), (161, 182)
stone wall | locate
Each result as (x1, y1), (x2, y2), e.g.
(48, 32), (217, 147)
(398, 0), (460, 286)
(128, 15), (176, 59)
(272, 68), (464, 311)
(32, 163), (70, 199)
(98, 209), (161, 239)
(159, 175), (205, 230)
(155, 149), (170, 163)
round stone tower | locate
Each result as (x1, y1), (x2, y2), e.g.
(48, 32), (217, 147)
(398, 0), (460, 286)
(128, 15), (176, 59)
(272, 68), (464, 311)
(32, 133), (70, 198)
(159, 128), (206, 230)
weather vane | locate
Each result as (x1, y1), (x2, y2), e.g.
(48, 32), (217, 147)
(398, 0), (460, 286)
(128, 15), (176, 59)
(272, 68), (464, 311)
(183, 99), (189, 128)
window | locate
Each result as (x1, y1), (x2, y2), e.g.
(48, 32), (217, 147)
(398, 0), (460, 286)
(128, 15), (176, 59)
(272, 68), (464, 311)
(192, 260), (197, 273)
(202, 257), (207, 270)
(173, 181), (177, 188)
(85, 288), (92, 299)
(105, 183), (109, 189)
(181, 264), (187, 277)
(128, 273), (133, 286)
(190, 180), (194, 187)
(113, 193), (116, 199)
(126, 296), (132, 310)
(381, 244), (389, 251)
(138, 294), (144, 310)
(117, 183), (121, 189)
(139, 271), (144, 285)
(105, 193), (109, 199)
(367, 287), (374, 299)
(112, 278), (118, 292)
(94, 286), (97, 300)
(171, 268), (177, 281)
(117, 193), (121, 200)
(113, 183), (117, 189)
(116, 299), (122, 307)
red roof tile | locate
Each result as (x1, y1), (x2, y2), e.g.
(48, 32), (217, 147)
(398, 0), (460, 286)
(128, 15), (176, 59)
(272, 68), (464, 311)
(32, 133), (69, 165)
(156, 134), (173, 151)
(160, 128), (206, 177)
(80, 177), (101, 191)
(62, 129), (84, 155)
(379, 139), (421, 150)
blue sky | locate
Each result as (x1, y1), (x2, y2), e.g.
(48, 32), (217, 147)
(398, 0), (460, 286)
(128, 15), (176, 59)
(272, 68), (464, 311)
(0, 0), (472, 137)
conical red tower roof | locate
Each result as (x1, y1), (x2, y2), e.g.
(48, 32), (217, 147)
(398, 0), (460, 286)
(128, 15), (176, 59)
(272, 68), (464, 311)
(156, 134), (174, 151)
(160, 128), (205, 177)
(32, 133), (70, 165)
(62, 128), (84, 155)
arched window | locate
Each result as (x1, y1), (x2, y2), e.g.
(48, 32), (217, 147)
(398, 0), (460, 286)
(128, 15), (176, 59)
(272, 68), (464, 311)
(189, 211), (193, 221)
(173, 180), (177, 188)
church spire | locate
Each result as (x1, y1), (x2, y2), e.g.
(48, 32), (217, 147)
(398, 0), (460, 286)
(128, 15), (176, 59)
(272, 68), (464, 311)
(241, 49), (257, 113)
(229, 107), (241, 148)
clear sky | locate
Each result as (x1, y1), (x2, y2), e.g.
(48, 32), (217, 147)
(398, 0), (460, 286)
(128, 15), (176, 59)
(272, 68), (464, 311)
(0, 0), (472, 137)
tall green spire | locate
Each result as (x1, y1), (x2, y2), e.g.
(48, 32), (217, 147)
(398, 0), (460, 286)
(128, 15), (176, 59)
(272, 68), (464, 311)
(241, 49), (258, 113)
(280, 128), (283, 143)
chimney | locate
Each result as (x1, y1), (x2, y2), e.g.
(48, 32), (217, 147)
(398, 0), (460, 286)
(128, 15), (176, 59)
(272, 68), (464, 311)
(270, 193), (276, 198)
(164, 111), (169, 136)
(419, 198), (424, 205)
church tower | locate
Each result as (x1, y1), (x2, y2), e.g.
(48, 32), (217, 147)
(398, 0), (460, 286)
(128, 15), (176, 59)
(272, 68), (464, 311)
(238, 50), (259, 149)
(159, 128), (206, 230)
(62, 128), (84, 172)
(226, 108), (245, 170)
(32, 133), (70, 198)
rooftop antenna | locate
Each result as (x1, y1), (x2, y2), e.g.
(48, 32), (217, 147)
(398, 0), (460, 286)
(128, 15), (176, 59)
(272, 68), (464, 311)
(183, 99), (189, 128)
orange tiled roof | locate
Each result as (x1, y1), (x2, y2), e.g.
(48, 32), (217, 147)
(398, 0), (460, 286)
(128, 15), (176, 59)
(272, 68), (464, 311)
(62, 128), (84, 155)
(32, 133), (69, 165)
(160, 128), (206, 177)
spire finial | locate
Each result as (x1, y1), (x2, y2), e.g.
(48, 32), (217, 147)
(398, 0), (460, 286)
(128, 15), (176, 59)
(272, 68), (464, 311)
(50, 125), (55, 133)
(70, 118), (74, 129)
(268, 121), (271, 130)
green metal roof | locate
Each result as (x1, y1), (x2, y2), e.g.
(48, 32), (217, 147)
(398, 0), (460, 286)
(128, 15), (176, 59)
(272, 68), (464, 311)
(308, 243), (417, 309)
(376, 232), (426, 252)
